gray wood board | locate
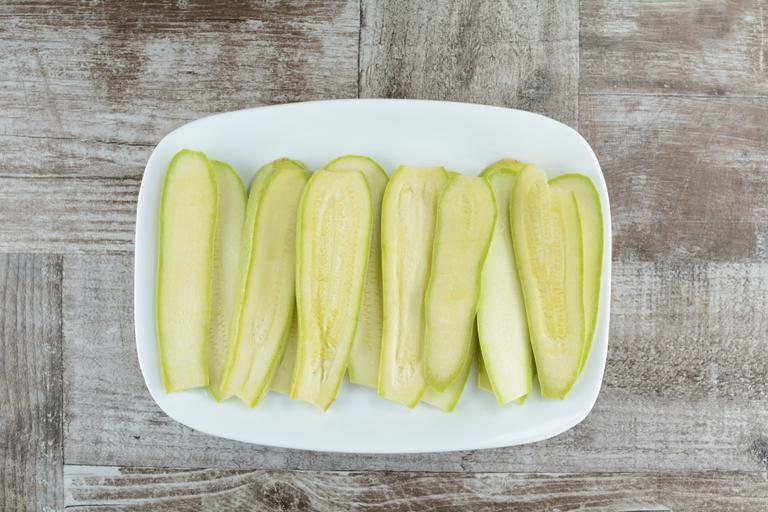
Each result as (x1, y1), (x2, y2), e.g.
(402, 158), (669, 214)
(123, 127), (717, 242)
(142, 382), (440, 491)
(64, 466), (768, 511)
(580, 0), (768, 97)
(359, 0), (579, 127)
(0, 254), (63, 510)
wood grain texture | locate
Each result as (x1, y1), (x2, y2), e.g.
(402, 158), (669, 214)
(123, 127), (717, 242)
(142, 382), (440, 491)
(581, 0), (768, 97)
(580, 94), (768, 263)
(0, 176), (139, 254)
(359, 0), (579, 126)
(0, 254), (63, 510)
(0, 0), (359, 255)
(1, 0), (359, 144)
(64, 254), (768, 472)
(64, 466), (768, 511)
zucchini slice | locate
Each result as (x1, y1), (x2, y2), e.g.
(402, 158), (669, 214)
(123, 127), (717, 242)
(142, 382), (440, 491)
(423, 175), (496, 391)
(511, 166), (584, 399)
(221, 159), (308, 406)
(379, 166), (449, 407)
(423, 327), (477, 412)
(323, 156), (388, 388)
(270, 313), (298, 395)
(292, 170), (372, 410)
(476, 162), (534, 404)
(207, 161), (247, 401)
(550, 173), (603, 371)
(156, 149), (218, 392)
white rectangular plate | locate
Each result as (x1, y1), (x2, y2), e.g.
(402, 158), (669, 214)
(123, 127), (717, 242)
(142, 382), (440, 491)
(135, 99), (611, 453)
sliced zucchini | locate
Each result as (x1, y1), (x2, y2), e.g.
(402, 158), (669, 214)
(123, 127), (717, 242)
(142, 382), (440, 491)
(550, 173), (603, 371)
(292, 170), (372, 410)
(423, 175), (496, 391)
(207, 161), (247, 401)
(221, 160), (308, 406)
(323, 156), (388, 388)
(379, 166), (449, 407)
(270, 313), (298, 395)
(476, 163), (534, 404)
(476, 348), (492, 392)
(511, 166), (584, 399)
(482, 159), (526, 175)
(423, 327), (477, 412)
(156, 149), (218, 392)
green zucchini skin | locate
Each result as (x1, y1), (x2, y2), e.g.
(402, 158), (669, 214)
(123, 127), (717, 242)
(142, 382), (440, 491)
(291, 170), (373, 410)
(156, 149), (218, 393)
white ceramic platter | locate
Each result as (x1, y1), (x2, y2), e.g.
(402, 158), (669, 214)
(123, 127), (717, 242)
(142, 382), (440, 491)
(135, 99), (611, 453)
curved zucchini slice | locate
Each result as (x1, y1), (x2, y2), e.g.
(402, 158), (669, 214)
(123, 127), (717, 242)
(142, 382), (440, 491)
(511, 166), (584, 399)
(292, 170), (372, 410)
(323, 156), (388, 388)
(379, 166), (449, 407)
(207, 161), (247, 401)
(550, 173), (603, 371)
(423, 327), (477, 412)
(270, 313), (298, 395)
(221, 160), (308, 406)
(476, 164), (534, 404)
(156, 149), (218, 392)
(482, 159), (526, 176)
(423, 175), (496, 391)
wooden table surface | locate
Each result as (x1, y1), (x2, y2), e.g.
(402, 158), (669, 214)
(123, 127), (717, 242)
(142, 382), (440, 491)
(1, 1), (767, 510)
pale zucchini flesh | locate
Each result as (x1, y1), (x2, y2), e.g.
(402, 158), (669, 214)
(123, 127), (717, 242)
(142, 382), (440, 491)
(476, 164), (534, 404)
(379, 166), (449, 407)
(221, 160), (308, 406)
(207, 161), (247, 401)
(270, 313), (298, 395)
(324, 156), (388, 388)
(292, 170), (372, 410)
(156, 149), (218, 392)
(423, 175), (496, 391)
(550, 173), (603, 371)
(511, 166), (584, 399)
(423, 327), (477, 412)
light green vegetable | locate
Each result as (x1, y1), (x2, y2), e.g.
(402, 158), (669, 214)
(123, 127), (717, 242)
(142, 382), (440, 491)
(324, 156), (388, 388)
(511, 165), (584, 399)
(550, 173), (603, 371)
(270, 314), (298, 395)
(156, 149), (218, 392)
(423, 175), (496, 391)
(379, 166), (449, 407)
(291, 170), (372, 410)
(221, 159), (308, 406)
(476, 161), (534, 404)
(423, 327), (477, 412)
(207, 161), (246, 401)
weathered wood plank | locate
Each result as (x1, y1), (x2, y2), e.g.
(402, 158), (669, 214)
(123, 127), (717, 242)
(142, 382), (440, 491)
(580, 0), (768, 97)
(580, 94), (768, 263)
(63, 254), (768, 472)
(0, 0), (359, 144)
(0, 0), (360, 254)
(64, 466), (768, 511)
(0, 254), (63, 510)
(359, 0), (579, 126)
(0, 176), (139, 254)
